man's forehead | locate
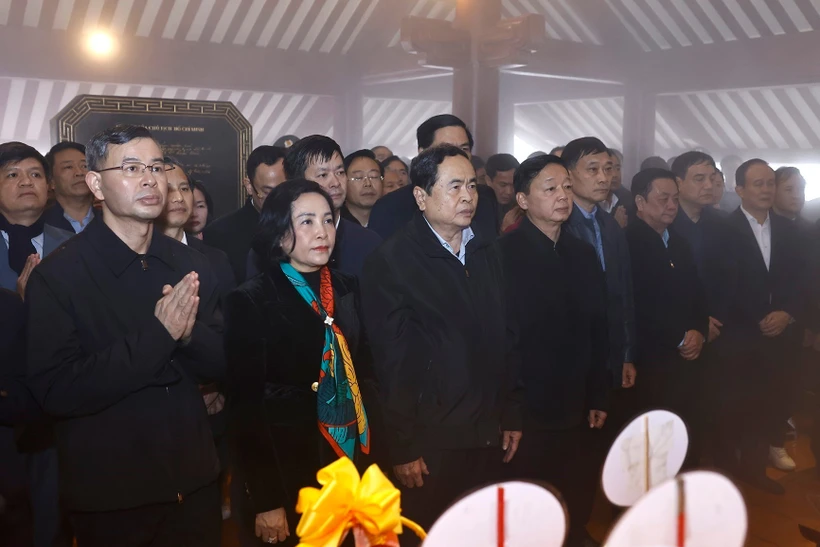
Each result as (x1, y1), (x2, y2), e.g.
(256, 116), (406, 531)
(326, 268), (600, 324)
(108, 138), (163, 160)
(2, 157), (45, 171)
(55, 148), (85, 161)
(433, 126), (468, 144)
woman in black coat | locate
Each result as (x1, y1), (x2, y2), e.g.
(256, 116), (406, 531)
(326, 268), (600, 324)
(225, 179), (375, 546)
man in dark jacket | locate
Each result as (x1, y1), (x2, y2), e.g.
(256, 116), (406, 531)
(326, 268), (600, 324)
(42, 141), (100, 234)
(367, 114), (500, 240)
(498, 155), (608, 547)
(25, 125), (225, 546)
(563, 137), (636, 391)
(203, 145), (287, 282)
(361, 145), (521, 541)
(710, 159), (803, 494)
(626, 168), (709, 466)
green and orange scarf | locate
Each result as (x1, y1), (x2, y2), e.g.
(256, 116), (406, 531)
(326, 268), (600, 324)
(281, 263), (370, 459)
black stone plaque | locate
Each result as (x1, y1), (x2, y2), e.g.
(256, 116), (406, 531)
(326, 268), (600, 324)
(51, 95), (252, 219)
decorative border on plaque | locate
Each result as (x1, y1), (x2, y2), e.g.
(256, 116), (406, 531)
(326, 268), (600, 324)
(52, 95), (253, 204)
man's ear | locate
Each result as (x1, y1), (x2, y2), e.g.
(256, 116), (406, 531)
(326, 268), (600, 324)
(413, 186), (427, 212)
(242, 176), (254, 197)
(635, 194), (646, 213)
(86, 172), (104, 202)
(515, 191), (528, 211)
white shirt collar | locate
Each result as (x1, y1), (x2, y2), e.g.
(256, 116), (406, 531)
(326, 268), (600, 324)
(740, 205), (769, 227)
(180, 232), (188, 246)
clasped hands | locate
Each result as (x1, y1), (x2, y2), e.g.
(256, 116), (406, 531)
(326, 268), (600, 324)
(154, 271), (200, 342)
(760, 311), (791, 338)
(679, 329), (704, 360)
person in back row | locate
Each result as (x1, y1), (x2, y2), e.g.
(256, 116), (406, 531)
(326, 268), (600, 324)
(340, 149), (383, 228)
(43, 141), (100, 233)
(203, 145), (287, 282)
(368, 114), (500, 240)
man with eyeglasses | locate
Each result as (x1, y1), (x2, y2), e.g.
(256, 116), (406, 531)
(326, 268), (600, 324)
(341, 149), (384, 228)
(25, 125), (226, 547)
(204, 145), (286, 282)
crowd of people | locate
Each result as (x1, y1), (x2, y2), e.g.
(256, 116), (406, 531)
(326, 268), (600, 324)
(0, 112), (818, 547)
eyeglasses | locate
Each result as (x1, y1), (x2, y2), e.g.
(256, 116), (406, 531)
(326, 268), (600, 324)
(349, 175), (384, 184)
(97, 162), (176, 179)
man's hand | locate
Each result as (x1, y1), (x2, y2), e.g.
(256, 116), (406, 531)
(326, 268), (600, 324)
(679, 330), (704, 361)
(154, 272), (200, 341)
(393, 457), (429, 488)
(622, 362), (636, 388)
(760, 311), (791, 338)
(588, 410), (607, 429)
(613, 206), (628, 228)
(502, 430), (522, 463)
(255, 508), (289, 544)
(708, 317), (723, 343)
(15, 254), (40, 300)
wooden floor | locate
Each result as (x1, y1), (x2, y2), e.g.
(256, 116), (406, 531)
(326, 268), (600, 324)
(587, 432), (820, 547)
(221, 433), (820, 547)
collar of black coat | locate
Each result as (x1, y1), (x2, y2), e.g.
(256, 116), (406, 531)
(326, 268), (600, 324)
(517, 215), (564, 252)
(84, 217), (178, 277)
(408, 210), (490, 259)
(629, 215), (674, 245)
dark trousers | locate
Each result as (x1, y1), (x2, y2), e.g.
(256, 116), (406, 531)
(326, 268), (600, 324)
(635, 356), (705, 470)
(712, 336), (798, 477)
(71, 482), (221, 547)
(508, 426), (596, 547)
(27, 447), (69, 547)
(400, 447), (504, 547)
(0, 428), (33, 547)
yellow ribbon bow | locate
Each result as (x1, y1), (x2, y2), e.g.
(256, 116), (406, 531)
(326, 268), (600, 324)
(295, 458), (426, 547)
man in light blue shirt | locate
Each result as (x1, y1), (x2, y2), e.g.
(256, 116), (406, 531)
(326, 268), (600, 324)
(43, 142), (99, 234)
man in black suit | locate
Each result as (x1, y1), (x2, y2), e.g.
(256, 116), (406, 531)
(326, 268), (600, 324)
(158, 156), (236, 298)
(711, 159), (803, 494)
(282, 135), (381, 278)
(367, 114), (500, 240)
(25, 125), (225, 546)
(42, 141), (100, 233)
(625, 168), (709, 466)
(203, 145), (286, 282)
(498, 154), (608, 547)
(361, 145), (521, 543)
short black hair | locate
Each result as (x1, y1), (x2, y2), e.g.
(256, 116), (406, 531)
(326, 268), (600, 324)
(411, 144), (471, 195)
(670, 151), (716, 180)
(513, 154), (567, 195)
(382, 156), (408, 172)
(775, 166), (802, 186)
(0, 141), (47, 173)
(561, 137), (608, 171)
(86, 124), (156, 171)
(45, 141), (85, 178)
(471, 155), (485, 170)
(371, 145), (392, 154)
(631, 168), (678, 200)
(549, 146), (565, 156)
(162, 155), (187, 181)
(344, 149), (383, 176)
(252, 178), (334, 268)
(189, 178), (214, 226)
(735, 158), (770, 188)
(284, 135), (343, 179)
(640, 156), (669, 171)
(416, 114), (474, 151)
(486, 153), (520, 179)
(247, 145), (286, 184)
